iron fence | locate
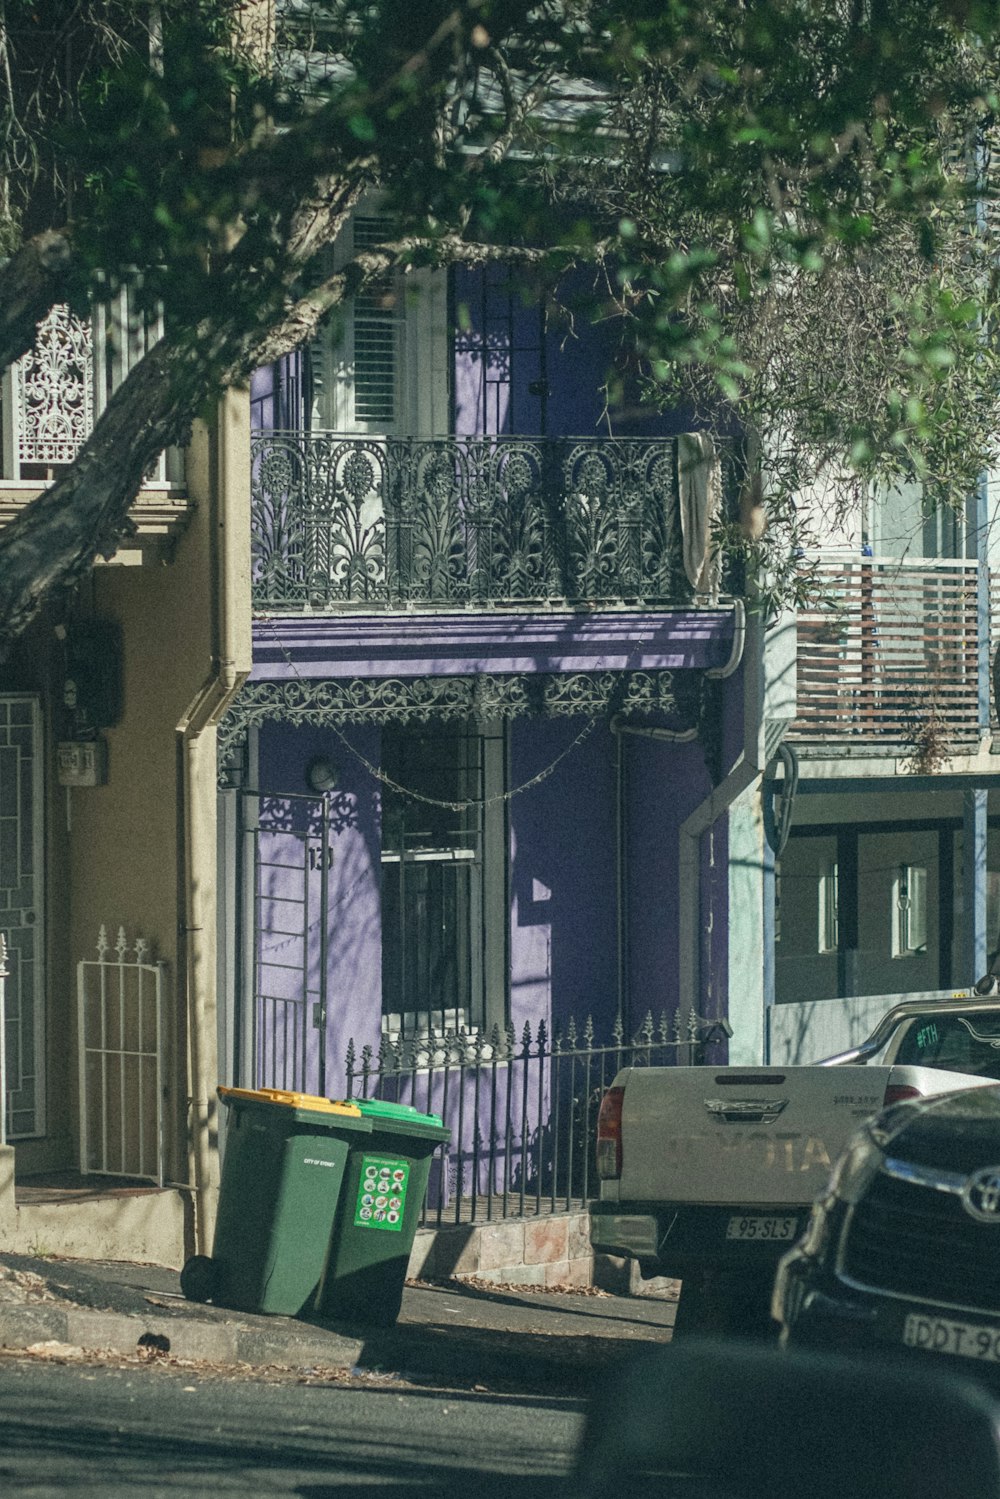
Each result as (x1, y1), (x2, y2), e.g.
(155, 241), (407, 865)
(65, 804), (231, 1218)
(344, 1009), (729, 1227)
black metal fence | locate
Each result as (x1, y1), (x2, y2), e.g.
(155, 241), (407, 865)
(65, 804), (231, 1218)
(344, 1009), (729, 1227)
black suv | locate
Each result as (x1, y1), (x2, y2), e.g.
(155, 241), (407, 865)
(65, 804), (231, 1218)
(773, 1072), (1000, 1380)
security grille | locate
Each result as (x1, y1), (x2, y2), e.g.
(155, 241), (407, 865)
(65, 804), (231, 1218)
(0, 695), (44, 1139)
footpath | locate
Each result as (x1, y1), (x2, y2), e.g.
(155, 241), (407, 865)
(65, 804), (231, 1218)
(0, 1253), (675, 1393)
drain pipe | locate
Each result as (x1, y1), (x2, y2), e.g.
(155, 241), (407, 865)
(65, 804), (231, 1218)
(176, 390), (251, 1255)
(678, 600), (765, 1043)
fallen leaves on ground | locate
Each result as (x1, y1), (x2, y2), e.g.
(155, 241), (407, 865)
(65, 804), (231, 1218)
(0, 1266), (65, 1304)
(407, 1276), (614, 1296)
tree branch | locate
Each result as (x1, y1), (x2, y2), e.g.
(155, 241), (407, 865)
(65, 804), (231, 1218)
(0, 228), (75, 370)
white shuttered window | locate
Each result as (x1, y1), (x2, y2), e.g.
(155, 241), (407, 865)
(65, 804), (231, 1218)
(308, 209), (448, 436)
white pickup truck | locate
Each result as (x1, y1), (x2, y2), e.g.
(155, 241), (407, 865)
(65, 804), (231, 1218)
(589, 996), (1000, 1332)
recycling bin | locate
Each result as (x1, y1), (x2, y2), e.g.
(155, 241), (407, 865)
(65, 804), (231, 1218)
(316, 1098), (450, 1327)
(180, 1086), (371, 1317)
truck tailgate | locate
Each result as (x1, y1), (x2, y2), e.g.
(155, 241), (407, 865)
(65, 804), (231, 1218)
(617, 1064), (890, 1206)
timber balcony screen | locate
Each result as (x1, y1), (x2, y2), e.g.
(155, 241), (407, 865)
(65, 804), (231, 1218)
(788, 555), (984, 749)
(250, 431), (699, 610)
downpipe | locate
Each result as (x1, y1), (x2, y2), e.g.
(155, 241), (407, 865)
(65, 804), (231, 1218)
(176, 390), (251, 1255)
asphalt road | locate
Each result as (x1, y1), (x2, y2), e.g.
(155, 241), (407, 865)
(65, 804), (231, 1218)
(0, 1352), (585, 1498)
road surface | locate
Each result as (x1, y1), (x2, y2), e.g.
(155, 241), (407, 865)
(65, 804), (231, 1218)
(0, 1350), (584, 1498)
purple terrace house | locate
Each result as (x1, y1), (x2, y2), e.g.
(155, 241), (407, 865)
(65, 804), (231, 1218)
(217, 251), (751, 1224)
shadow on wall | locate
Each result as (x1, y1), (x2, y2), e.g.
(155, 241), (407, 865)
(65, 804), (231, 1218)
(509, 720), (617, 1034)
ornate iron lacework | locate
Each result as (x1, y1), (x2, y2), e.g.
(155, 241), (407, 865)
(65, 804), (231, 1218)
(218, 669), (680, 764)
(18, 304), (94, 465)
(250, 432), (715, 610)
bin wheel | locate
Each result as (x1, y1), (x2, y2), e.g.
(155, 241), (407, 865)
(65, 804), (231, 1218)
(180, 1255), (218, 1304)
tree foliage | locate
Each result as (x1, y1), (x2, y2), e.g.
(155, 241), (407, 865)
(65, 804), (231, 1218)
(1, 0), (1000, 643)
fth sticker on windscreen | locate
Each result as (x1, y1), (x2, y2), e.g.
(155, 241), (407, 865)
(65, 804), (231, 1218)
(354, 1155), (410, 1231)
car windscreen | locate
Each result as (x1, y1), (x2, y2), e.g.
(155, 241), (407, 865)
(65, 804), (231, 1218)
(891, 1012), (1000, 1079)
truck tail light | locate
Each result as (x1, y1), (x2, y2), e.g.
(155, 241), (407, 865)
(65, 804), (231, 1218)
(883, 1083), (923, 1108)
(596, 1086), (625, 1179)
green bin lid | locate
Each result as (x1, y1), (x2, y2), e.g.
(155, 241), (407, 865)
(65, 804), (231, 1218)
(354, 1097), (447, 1134)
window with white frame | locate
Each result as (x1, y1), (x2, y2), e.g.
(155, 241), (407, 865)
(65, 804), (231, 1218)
(305, 209), (448, 437)
(818, 861), (839, 954)
(892, 863), (928, 957)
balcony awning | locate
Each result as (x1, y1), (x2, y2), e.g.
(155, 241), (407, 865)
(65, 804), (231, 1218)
(251, 607), (739, 681)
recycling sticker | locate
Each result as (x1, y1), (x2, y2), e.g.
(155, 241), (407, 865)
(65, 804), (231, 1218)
(354, 1155), (410, 1232)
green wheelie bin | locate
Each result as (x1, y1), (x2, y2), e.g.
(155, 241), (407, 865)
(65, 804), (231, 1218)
(180, 1087), (372, 1317)
(316, 1098), (450, 1327)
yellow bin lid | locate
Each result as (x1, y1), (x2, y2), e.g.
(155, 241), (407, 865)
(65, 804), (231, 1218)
(218, 1086), (362, 1117)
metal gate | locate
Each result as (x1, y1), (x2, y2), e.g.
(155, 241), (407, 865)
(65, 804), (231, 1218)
(0, 695), (45, 1139)
(77, 926), (166, 1183)
(241, 788), (335, 1096)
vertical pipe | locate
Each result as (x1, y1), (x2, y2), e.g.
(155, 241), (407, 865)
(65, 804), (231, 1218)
(762, 841), (776, 1063)
(963, 789), (988, 978)
(318, 794), (329, 1096)
(615, 721), (626, 1028)
(398, 857), (406, 1019)
(251, 788), (262, 1089)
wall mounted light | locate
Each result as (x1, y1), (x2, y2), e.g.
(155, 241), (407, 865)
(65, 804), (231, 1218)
(306, 755), (339, 794)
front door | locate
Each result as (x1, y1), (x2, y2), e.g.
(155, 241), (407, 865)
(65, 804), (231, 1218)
(0, 695), (45, 1138)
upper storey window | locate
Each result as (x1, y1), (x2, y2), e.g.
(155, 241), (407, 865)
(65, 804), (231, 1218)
(304, 211), (448, 438)
(1, 285), (182, 484)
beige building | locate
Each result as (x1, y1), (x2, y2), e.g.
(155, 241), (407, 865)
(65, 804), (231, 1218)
(0, 301), (250, 1263)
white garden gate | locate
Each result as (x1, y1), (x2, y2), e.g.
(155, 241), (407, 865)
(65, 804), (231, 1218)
(77, 926), (166, 1184)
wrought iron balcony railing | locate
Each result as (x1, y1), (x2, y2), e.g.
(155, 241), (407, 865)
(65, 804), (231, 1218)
(251, 430), (716, 610)
(787, 554), (987, 754)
